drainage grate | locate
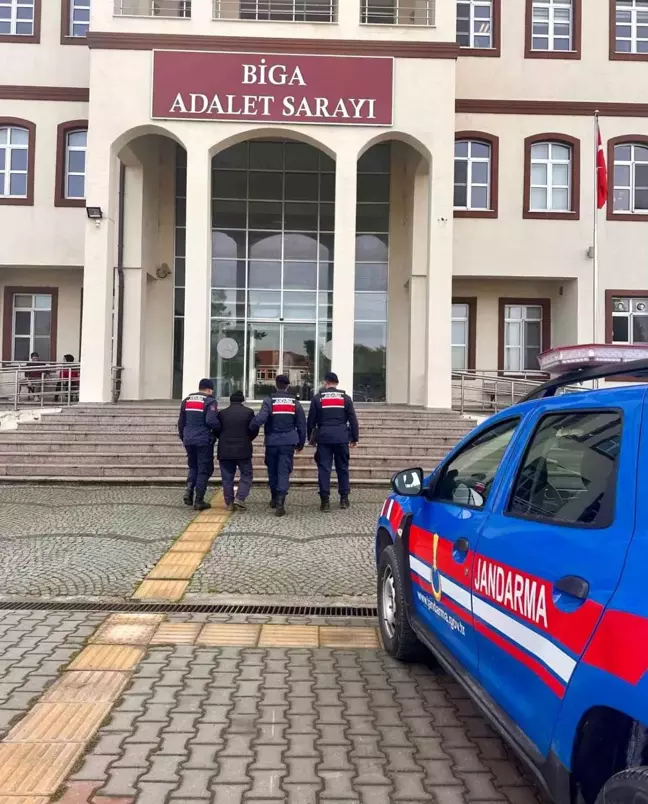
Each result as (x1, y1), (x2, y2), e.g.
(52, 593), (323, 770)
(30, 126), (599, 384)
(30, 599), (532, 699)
(0, 599), (378, 618)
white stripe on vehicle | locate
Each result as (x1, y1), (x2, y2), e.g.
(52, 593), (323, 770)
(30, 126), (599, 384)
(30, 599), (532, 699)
(409, 557), (472, 611)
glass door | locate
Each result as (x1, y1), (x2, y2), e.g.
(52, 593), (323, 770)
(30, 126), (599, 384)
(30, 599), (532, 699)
(246, 321), (318, 401)
(282, 322), (316, 401)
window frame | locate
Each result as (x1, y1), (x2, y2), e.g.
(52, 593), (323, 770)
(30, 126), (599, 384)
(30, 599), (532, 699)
(60, 0), (90, 45)
(429, 416), (521, 511)
(604, 289), (648, 380)
(456, 0), (501, 57)
(525, 0), (582, 59)
(2, 286), (58, 362)
(504, 408), (623, 530)
(452, 296), (477, 371)
(610, 0), (648, 60)
(523, 133), (581, 220)
(498, 297), (551, 374)
(454, 131), (499, 219)
(0, 118), (36, 207)
(55, 120), (88, 207)
(0, 0), (41, 43)
(607, 135), (648, 220)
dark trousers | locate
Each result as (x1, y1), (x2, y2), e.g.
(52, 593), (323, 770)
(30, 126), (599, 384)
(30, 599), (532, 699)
(265, 445), (295, 497)
(185, 445), (214, 496)
(219, 458), (253, 503)
(315, 443), (350, 497)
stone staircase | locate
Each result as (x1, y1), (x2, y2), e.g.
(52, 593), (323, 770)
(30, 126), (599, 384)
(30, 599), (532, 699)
(0, 404), (477, 484)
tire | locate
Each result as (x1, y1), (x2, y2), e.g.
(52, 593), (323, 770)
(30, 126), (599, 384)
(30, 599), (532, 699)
(595, 767), (648, 804)
(377, 544), (422, 662)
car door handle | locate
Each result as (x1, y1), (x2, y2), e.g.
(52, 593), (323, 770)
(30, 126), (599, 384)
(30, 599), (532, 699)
(555, 575), (590, 601)
(453, 537), (470, 553)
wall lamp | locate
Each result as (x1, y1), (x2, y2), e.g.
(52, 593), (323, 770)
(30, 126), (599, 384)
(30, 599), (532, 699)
(86, 206), (103, 228)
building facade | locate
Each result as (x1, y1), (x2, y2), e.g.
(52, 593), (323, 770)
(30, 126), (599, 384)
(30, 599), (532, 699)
(1, 0), (648, 407)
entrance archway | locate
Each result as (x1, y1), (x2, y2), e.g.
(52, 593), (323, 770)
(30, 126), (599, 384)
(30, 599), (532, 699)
(209, 138), (336, 401)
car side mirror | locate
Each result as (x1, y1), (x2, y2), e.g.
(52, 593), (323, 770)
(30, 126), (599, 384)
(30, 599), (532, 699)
(391, 468), (424, 497)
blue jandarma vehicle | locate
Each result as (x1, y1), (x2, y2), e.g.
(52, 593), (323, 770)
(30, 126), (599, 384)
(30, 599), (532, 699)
(375, 359), (648, 804)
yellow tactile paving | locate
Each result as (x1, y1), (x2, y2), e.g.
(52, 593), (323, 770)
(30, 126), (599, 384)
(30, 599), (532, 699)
(133, 580), (189, 601)
(183, 523), (224, 534)
(156, 552), (205, 570)
(6, 702), (111, 744)
(0, 743), (81, 795)
(197, 624), (261, 647)
(150, 623), (202, 645)
(90, 619), (160, 645)
(258, 625), (320, 647)
(69, 644), (144, 672)
(168, 541), (210, 554)
(319, 627), (381, 649)
(41, 671), (129, 704)
(146, 564), (200, 581)
(176, 530), (216, 544)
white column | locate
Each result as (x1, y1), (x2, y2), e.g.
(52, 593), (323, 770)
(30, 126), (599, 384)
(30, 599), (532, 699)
(79, 147), (119, 403)
(424, 155), (453, 409)
(182, 143), (212, 397)
(331, 148), (358, 395)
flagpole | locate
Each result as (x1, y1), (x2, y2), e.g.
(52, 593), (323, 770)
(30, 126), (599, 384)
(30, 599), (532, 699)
(593, 111), (600, 388)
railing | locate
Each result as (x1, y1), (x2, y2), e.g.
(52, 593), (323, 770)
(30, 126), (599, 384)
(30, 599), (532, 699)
(360, 0), (435, 26)
(114, 0), (192, 18)
(214, 0), (336, 22)
(452, 370), (584, 416)
(0, 362), (80, 410)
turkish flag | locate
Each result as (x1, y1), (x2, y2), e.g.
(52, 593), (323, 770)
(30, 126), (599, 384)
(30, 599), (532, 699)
(597, 122), (608, 209)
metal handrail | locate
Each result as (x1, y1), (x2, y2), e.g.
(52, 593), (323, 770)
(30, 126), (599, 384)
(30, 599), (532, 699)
(214, 0), (336, 21)
(452, 370), (584, 416)
(360, 0), (435, 25)
(0, 362), (80, 410)
(114, 0), (192, 18)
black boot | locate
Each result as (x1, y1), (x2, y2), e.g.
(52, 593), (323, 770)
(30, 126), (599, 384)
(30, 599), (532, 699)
(183, 485), (194, 507)
(320, 496), (330, 512)
(275, 495), (286, 517)
(340, 495), (350, 510)
(194, 493), (211, 512)
(269, 496), (277, 509)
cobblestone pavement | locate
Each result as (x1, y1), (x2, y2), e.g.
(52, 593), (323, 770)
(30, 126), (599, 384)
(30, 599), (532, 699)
(69, 640), (543, 804)
(0, 486), (197, 598)
(190, 488), (386, 601)
(0, 608), (106, 738)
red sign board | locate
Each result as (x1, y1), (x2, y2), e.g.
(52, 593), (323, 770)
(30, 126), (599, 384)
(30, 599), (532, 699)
(152, 50), (393, 126)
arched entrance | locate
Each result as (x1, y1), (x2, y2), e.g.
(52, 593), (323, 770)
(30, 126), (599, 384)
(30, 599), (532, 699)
(208, 138), (335, 401)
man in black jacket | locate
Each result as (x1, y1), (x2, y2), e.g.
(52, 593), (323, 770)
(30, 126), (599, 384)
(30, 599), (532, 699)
(217, 390), (257, 511)
(177, 379), (220, 511)
(307, 372), (359, 511)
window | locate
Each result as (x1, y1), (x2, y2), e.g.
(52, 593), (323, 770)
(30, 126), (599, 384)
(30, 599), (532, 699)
(508, 411), (621, 528)
(457, 0), (494, 48)
(611, 141), (648, 214)
(67, 0), (90, 37)
(529, 0), (573, 51)
(433, 419), (519, 509)
(528, 141), (572, 212)
(501, 301), (548, 372)
(614, 0), (648, 54)
(360, 0), (434, 25)
(0, 122), (31, 203)
(610, 296), (648, 344)
(0, 0), (34, 35)
(454, 138), (496, 215)
(452, 299), (475, 371)
(11, 293), (53, 361)
(239, 0), (335, 21)
(65, 129), (87, 199)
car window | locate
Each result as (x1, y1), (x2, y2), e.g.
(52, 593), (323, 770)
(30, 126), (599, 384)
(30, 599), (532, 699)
(432, 419), (519, 509)
(508, 410), (622, 528)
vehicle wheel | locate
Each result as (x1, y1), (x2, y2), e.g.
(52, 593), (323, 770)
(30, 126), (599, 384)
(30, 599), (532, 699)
(377, 544), (421, 662)
(595, 767), (648, 804)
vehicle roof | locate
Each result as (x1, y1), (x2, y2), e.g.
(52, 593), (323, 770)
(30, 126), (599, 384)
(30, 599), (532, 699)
(500, 382), (648, 422)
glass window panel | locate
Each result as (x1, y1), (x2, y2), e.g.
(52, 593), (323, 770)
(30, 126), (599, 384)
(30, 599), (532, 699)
(248, 261), (282, 289)
(211, 289), (244, 319)
(452, 345), (467, 371)
(211, 200), (247, 231)
(355, 292), (388, 321)
(355, 263), (388, 292)
(554, 37), (570, 49)
(248, 201), (282, 230)
(471, 161), (489, 184)
(283, 233), (319, 261)
(455, 141), (469, 158)
(248, 290), (281, 319)
(525, 321), (542, 347)
(213, 144), (248, 170)
(357, 144), (391, 173)
(283, 262), (317, 289)
(525, 346), (541, 369)
(284, 202), (318, 231)
(0, 151), (4, 171)
(454, 184), (468, 208)
(33, 338), (51, 360)
(551, 145), (571, 164)
(212, 230), (245, 259)
(452, 303), (468, 318)
(10, 128), (28, 145)
(319, 263), (333, 291)
(531, 187), (548, 210)
(471, 142), (490, 159)
(175, 257), (186, 286)
(320, 173), (335, 202)
(13, 311), (31, 336)
(636, 163), (648, 186)
(633, 316), (648, 343)
(13, 338), (30, 362)
(175, 196), (186, 227)
(248, 171), (283, 200)
(635, 189), (648, 210)
(283, 291), (317, 319)
(533, 36), (549, 48)
(67, 175), (85, 199)
(356, 203), (390, 234)
(635, 145), (648, 161)
(34, 295), (51, 309)
(320, 203), (335, 232)
(552, 188), (570, 210)
(614, 164), (631, 187)
(354, 322), (387, 402)
(249, 140), (284, 170)
(504, 347), (521, 371)
(613, 315), (630, 342)
(9, 173), (26, 196)
(471, 186), (488, 209)
(552, 163), (570, 185)
(532, 143), (550, 160)
(454, 159), (468, 184)
(10, 148), (27, 171)
(633, 299), (648, 312)
(318, 291), (333, 320)
(249, 232), (282, 260)
(355, 234), (388, 262)
(319, 234), (334, 263)
(452, 320), (467, 344)
(614, 188), (631, 211)
(505, 321), (521, 346)
(212, 170), (248, 199)
(14, 294), (32, 308)
(357, 173), (390, 203)
(285, 172), (319, 201)
(174, 288), (185, 316)
(284, 142), (319, 171)
(531, 164), (548, 185)
(211, 259), (242, 289)
(210, 319), (246, 398)
(525, 306), (542, 319)
(615, 145), (632, 161)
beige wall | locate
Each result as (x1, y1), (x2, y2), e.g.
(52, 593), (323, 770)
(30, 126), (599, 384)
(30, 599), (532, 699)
(0, 267), (83, 361)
